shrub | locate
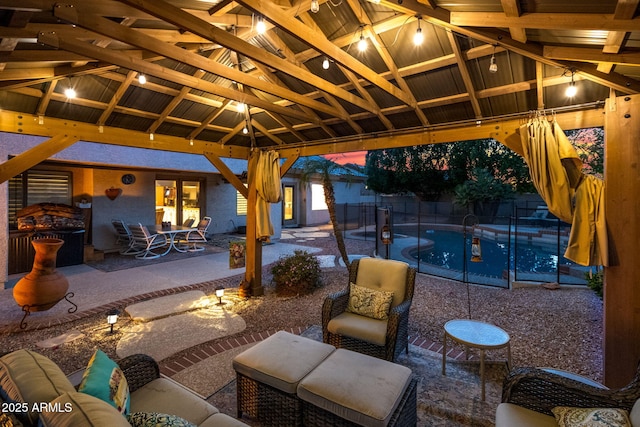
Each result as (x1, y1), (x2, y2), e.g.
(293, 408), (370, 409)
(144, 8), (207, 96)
(271, 250), (321, 296)
(585, 269), (603, 299)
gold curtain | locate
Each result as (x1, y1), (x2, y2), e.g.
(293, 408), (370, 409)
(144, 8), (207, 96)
(251, 150), (282, 241)
(519, 118), (608, 266)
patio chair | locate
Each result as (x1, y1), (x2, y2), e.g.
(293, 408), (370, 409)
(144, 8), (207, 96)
(322, 257), (416, 362)
(182, 217), (195, 228)
(178, 216), (211, 252)
(496, 363), (640, 426)
(127, 223), (169, 259)
(111, 219), (137, 255)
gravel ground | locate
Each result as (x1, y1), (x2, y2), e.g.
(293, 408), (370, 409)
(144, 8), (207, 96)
(0, 230), (604, 384)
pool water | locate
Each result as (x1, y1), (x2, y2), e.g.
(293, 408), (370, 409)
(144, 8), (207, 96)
(407, 229), (566, 279)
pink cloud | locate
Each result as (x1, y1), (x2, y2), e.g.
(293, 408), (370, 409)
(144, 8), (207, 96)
(323, 151), (367, 166)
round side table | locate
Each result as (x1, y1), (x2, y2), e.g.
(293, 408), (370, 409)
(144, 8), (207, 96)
(442, 319), (511, 401)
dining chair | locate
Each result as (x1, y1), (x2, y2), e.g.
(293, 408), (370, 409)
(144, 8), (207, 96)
(127, 223), (169, 259)
(178, 216), (211, 252)
(111, 219), (137, 255)
(182, 218), (195, 228)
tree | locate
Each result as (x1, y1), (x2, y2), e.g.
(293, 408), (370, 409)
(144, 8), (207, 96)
(298, 157), (351, 269)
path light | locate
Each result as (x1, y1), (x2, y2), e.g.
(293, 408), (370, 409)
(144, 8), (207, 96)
(107, 308), (120, 334)
(215, 286), (225, 305)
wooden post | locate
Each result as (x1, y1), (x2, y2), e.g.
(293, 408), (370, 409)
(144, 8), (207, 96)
(245, 152), (263, 296)
(604, 94), (640, 387)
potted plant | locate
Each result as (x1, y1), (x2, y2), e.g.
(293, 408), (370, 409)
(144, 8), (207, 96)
(271, 250), (321, 297)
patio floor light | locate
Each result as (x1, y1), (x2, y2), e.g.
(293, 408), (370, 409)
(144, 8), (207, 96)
(107, 308), (120, 334)
(215, 286), (225, 305)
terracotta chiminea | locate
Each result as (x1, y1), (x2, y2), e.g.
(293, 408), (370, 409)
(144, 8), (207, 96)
(13, 238), (69, 311)
(105, 187), (122, 200)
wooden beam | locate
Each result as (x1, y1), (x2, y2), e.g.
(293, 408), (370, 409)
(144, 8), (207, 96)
(544, 46), (640, 66)
(280, 152), (299, 176)
(447, 31), (482, 117)
(203, 152), (248, 198)
(0, 134), (78, 183)
(117, 0), (377, 114)
(450, 12), (640, 31)
(500, 0), (526, 43)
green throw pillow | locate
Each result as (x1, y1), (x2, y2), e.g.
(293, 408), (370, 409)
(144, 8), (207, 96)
(346, 282), (394, 320)
(127, 412), (196, 427)
(78, 349), (130, 415)
(552, 406), (632, 427)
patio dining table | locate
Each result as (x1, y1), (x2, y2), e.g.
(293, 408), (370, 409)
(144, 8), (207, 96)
(147, 224), (196, 255)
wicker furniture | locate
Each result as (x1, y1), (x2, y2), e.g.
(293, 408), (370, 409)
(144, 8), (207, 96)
(298, 348), (417, 427)
(442, 319), (511, 401)
(322, 258), (416, 361)
(233, 331), (336, 426)
(496, 364), (640, 426)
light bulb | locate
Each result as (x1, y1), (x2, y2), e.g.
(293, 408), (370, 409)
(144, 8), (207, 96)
(357, 35), (367, 52)
(489, 55), (498, 73)
(413, 27), (424, 46)
(565, 81), (577, 97)
(310, 0), (319, 13)
(236, 102), (245, 113)
(138, 73), (147, 84)
(64, 87), (76, 98)
(242, 126), (248, 134)
(256, 16), (266, 34)
(322, 57), (330, 70)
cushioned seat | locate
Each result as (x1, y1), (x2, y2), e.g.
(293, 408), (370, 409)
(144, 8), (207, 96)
(323, 258), (416, 361)
(233, 330), (336, 425)
(297, 348), (415, 427)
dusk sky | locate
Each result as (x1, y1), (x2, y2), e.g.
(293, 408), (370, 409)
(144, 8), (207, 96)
(323, 151), (367, 166)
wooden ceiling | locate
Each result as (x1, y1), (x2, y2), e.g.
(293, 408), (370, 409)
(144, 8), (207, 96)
(0, 0), (636, 161)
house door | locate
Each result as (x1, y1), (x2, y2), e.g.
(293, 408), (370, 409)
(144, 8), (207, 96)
(283, 185), (297, 227)
(155, 179), (204, 225)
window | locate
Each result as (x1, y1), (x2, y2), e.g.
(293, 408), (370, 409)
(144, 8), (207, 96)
(236, 185), (248, 215)
(9, 170), (72, 229)
(311, 184), (328, 211)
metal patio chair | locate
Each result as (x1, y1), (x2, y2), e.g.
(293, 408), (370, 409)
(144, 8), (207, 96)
(178, 216), (211, 252)
(127, 223), (169, 259)
(111, 219), (137, 255)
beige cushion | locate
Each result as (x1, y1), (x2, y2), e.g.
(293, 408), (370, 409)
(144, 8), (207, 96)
(0, 349), (76, 426)
(346, 282), (394, 320)
(630, 399), (640, 426)
(327, 311), (388, 346)
(130, 378), (218, 425)
(354, 258), (408, 308)
(552, 406), (631, 427)
(495, 403), (558, 427)
(200, 413), (252, 427)
(297, 348), (412, 427)
(232, 330), (335, 394)
(39, 392), (130, 427)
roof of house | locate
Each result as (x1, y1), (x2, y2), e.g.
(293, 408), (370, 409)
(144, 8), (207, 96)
(0, 0), (632, 158)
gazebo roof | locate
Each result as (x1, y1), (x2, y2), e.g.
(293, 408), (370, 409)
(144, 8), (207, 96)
(0, 0), (633, 158)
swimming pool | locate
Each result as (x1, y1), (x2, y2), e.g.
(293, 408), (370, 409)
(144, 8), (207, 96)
(404, 228), (570, 280)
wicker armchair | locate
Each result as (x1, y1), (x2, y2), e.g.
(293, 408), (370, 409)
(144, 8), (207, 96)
(322, 257), (416, 362)
(117, 353), (160, 393)
(496, 364), (640, 426)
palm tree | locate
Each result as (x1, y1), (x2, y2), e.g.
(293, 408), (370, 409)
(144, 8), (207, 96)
(298, 157), (351, 269)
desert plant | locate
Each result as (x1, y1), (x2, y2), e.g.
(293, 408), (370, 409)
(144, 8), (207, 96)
(271, 250), (321, 296)
(585, 268), (603, 299)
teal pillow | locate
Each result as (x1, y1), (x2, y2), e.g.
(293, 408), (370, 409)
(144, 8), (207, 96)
(127, 412), (196, 427)
(78, 349), (130, 415)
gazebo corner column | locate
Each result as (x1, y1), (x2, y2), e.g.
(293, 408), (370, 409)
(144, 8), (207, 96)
(245, 170), (263, 297)
(604, 94), (640, 388)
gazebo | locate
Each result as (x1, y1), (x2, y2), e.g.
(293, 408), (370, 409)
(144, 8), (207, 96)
(0, 0), (638, 388)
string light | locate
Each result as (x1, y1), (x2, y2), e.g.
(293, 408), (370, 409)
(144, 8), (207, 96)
(310, 0), (319, 13)
(256, 16), (266, 34)
(322, 57), (330, 70)
(413, 18), (424, 46)
(489, 46), (498, 73)
(357, 30), (367, 52)
(138, 73), (147, 84)
(242, 125), (249, 134)
(565, 69), (577, 97)
(64, 86), (76, 99)
(236, 102), (245, 113)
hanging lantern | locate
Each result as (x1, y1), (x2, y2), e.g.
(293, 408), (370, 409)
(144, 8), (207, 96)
(470, 237), (482, 262)
(381, 224), (391, 245)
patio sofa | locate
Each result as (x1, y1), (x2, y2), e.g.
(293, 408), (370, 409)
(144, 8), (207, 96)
(0, 349), (248, 427)
(496, 366), (640, 426)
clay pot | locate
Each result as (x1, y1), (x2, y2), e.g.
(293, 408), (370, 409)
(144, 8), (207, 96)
(13, 238), (69, 311)
(105, 187), (122, 200)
